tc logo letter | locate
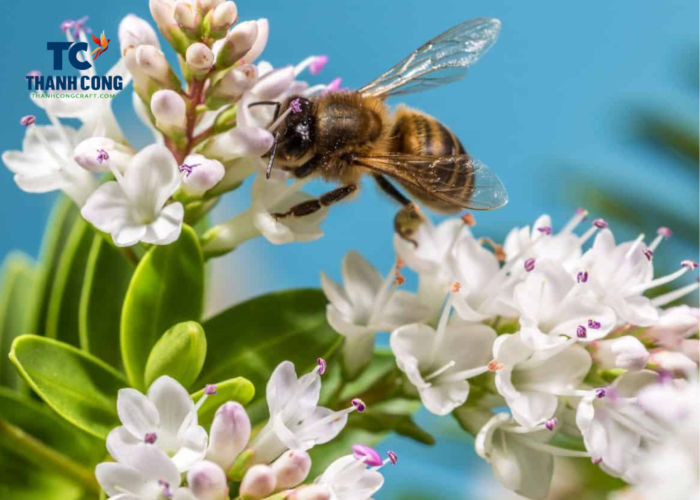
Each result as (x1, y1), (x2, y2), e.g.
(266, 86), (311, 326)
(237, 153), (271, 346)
(47, 41), (93, 70)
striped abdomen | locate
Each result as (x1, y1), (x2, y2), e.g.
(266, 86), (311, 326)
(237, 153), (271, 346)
(389, 107), (469, 213)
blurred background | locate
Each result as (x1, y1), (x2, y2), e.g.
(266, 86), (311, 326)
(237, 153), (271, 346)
(0, 0), (697, 499)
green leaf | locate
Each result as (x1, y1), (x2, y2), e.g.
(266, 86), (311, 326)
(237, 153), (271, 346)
(0, 451), (85, 500)
(191, 377), (255, 429)
(79, 236), (134, 369)
(0, 253), (36, 390)
(0, 387), (102, 464)
(121, 226), (204, 390)
(145, 321), (207, 390)
(195, 289), (342, 418)
(9, 335), (129, 439)
(28, 197), (79, 336)
(46, 218), (94, 346)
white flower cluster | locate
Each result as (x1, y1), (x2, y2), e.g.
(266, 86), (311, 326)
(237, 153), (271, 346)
(321, 211), (699, 500)
(97, 360), (395, 500)
(2, 0), (341, 251)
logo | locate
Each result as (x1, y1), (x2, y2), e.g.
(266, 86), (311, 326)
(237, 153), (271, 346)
(26, 29), (122, 94)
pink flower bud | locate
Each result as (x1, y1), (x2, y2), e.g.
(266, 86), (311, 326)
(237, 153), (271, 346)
(593, 336), (649, 371)
(293, 485), (331, 500)
(181, 154), (226, 197)
(187, 460), (229, 500)
(119, 14), (160, 57)
(186, 43), (214, 71)
(271, 450), (311, 489)
(151, 90), (187, 131)
(174, 1), (199, 33)
(244, 19), (269, 64)
(135, 45), (172, 83)
(198, 0), (225, 12)
(240, 465), (276, 500)
(217, 21), (258, 68)
(149, 0), (176, 32)
(211, 2), (238, 33)
(206, 401), (252, 471)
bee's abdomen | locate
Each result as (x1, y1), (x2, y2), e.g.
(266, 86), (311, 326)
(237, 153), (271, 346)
(390, 108), (467, 158)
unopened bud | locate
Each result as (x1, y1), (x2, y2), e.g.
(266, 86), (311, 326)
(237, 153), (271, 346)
(240, 465), (276, 500)
(271, 450), (311, 489)
(149, 0), (176, 32)
(151, 90), (187, 133)
(244, 19), (269, 64)
(293, 486), (331, 500)
(73, 137), (133, 173)
(198, 0), (225, 12)
(186, 43), (214, 71)
(203, 126), (274, 161)
(135, 45), (173, 84)
(180, 154), (226, 197)
(174, 1), (199, 35)
(187, 460), (229, 500)
(206, 401), (251, 471)
(206, 64), (257, 109)
(216, 20), (258, 68)
(593, 336), (649, 372)
(210, 1), (238, 37)
(119, 14), (160, 58)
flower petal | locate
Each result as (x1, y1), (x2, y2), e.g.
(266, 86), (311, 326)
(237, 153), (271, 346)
(341, 251), (382, 315)
(128, 443), (181, 487)
(95, 462), (145, 497)
(142, 202), (184, 245)
(81, 181), (135, 234)
(106, 426), (142, 463)
(172, 425), (208, 472)
(116, 388), (160, 439)
(147, 376), (196, 440)
(123, 144), (180, 216)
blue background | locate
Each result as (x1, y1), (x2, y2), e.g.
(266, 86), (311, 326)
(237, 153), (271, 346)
(0, 1), (697, 498)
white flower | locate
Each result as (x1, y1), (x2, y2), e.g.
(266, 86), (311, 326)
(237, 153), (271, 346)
(180, 154), (226, 197)
(203, 174), (328, 255)
(513, 259), (616, 349)
(322, 251), (429, 376)
(81, 144), (184, 247)
(494, 334), (591, 428)
(314, 454), (385, 500)
(646, 306), (699, 365)
(503, 211), (588, 272)
(73, 136), (134, 173)
(390, 293), (496, 415)
(592, 336), (649, 371)
(96, 443), (182, 500)
(106, 376), (208, 472)
(249, 361), (356, 463)
(575, 370), (660, 477)
(2, 124), (98, 205)
(475, 413), (555, 500)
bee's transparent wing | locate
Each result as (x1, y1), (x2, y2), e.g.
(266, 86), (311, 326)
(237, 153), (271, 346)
(355, 154), (508, 210)
(357, 18), (501, 99)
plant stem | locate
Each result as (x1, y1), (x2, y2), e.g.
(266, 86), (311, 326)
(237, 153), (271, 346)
(0, 417), (101, 495)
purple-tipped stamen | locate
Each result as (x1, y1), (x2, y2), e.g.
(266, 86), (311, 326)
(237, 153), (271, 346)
(657, 227), (673, 238)
(591, 457), (603, 465)
(577, 271), (589, 284)
(60, 20), (74, 33)
(387, 451), (398, 465)
(205, 384), (217, 395)
(352, 398), (366, 413)
(537, 226), (552, 235)
(72, 16), (90, 37)
(158, 480), (173, 499)
(316, 357), (327, 375)
(642, 248), (653, 261)
(26, 70), (41, 79)
(587, 319), (601, 330)
(593, 218), (608, 229)
(20, 115), (36, 127)
(575, 207), (587, 216)
(144, 432), (158, 444)
(289, 98), (302, 114)
(576, 325), (587, 339)
(681, 260), (698, 270)
(352, 444), (383, 466)
(595, 388), (607, 399)
(309, 55), (329, 75)
(524, 258), (536, 272)
(97, 149), (110, 164)
(545, 418), (558, 431)
(323, 77), (343, 93)
(179, 163), (200, 177)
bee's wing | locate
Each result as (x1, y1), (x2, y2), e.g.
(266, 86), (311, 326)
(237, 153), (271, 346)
(354, 154), (508, 210)
(357, 18), (501, 99)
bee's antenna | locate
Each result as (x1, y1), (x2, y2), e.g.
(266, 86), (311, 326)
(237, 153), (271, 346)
(267, 107), (292, 132)
(266, 131), (280, 179)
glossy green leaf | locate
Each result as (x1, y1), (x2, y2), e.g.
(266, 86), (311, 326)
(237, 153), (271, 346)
(191, 377), (255, 428)
(79, 236), (134, 368)
(0, 451), (85, 500)
(121, 226), (204, 390)
(10, 335), (129, 438)
(195, 289), (342, 416)
(145, 321), (207, 389)
(46, 218), (94, 346)
(347, 410), (435, 445)
(0, 253), (36, 390)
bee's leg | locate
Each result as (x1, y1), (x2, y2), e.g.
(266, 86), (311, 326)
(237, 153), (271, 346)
(272, 185), (357, 219)
(372, 174), (425, 246)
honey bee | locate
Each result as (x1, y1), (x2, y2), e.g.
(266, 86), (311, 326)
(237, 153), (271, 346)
(253, 18), (508, 244)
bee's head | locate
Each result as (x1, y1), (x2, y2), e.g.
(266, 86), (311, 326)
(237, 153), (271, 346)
(264, 97), (316, 178)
